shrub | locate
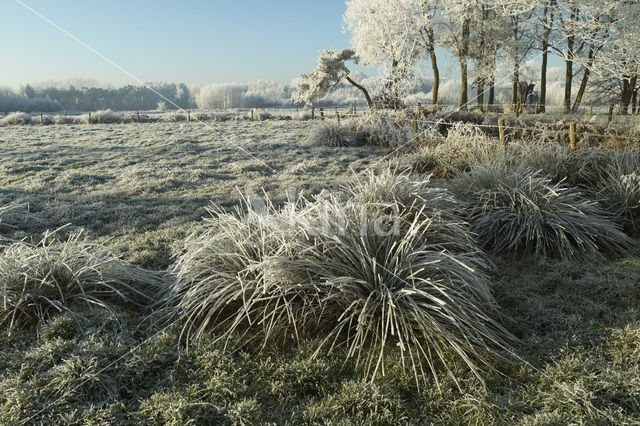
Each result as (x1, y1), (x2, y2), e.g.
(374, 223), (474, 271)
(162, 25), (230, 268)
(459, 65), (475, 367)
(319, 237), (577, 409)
(290, 194), (512, 386)
(352, 111), (414, 148)
(78, 109), (127, 124)
(506, 140), (609, 187)
(404, 123), (499, 178)
(161, 112), (187, 122)
(163, 197), (314, 346)
(306, 121), (358, 147)
(598, 169), (640, 235)
(0, 112), (31, 125)
(0, 230), (163, 333)
(0, 201), (29, 235)
(166, 190), (512, 388)
(54, 115), (76, 125)
(454, 164), (632, 259)
(341, 168), (474, 250)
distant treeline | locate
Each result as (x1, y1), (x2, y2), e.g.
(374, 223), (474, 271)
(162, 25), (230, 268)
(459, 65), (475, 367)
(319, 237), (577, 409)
(0, 82), (194, 113)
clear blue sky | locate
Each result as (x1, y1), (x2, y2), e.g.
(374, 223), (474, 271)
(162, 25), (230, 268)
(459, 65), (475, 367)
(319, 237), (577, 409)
(0, 0), (359, 88)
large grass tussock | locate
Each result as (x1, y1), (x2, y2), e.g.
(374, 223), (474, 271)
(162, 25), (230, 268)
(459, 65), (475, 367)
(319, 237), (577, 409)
(165, 175), (513, 387)
(454, 163), (632, 259)
(306, 121), (358, 147)
(0, 230), (163, 332)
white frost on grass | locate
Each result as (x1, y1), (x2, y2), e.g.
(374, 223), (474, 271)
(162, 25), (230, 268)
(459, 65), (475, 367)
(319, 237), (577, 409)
(0, 120), (385, 268)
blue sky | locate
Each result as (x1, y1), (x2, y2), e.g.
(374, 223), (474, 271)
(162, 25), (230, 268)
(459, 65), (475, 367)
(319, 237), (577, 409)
(0, 0), (359, 88)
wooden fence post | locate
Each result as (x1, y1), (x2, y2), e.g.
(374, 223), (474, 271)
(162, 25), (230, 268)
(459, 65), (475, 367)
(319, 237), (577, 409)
(320, 107), (324, 120)
(40, 114), (43, 125)
(569, 122), (577, 150)
(311, 106), (315, 120)
(413, 117), (418, 136)
(498, 119), (505, 146)
(88, 112), (92, 124)
(187, 110), (191, 122)
(336, 110), (340, 122)
(251, 109), (254, 121)
(137, 111), (141, 122)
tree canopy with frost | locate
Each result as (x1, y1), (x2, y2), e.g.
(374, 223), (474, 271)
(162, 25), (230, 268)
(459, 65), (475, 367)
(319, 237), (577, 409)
(291, 49), (373, 108)
(344, 0), (425, 104)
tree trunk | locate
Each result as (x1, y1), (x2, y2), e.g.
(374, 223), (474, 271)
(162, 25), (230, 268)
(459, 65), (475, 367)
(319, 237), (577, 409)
(563, 8), (577, 113)
(571, 45), (594, 113)
(345, 76), (373, 110)
(427, 28), (439, 105)
(619, 75), (637, 115)
(477, 79), (485, 107)
(632, 89), (638, 114)
(460, 19), (470, 109)
(460, 59), (468, 109)
(488, 77), (495, 105)
(539, 2), (552, 114)
(540, 47), (548, 113)
(392, 60), (399, 107)
(512, 62), (520, 110)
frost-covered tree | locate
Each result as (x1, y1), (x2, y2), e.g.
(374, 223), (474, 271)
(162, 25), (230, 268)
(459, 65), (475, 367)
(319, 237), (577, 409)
(586, 1), (640, 114)
(470, 2), (508, 106)
(440, 0), (481, 108)
(344, 0), (424, 105)
(291, 49), (373, 109)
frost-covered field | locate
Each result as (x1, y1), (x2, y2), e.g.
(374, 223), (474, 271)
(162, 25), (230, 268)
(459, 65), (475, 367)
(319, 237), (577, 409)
(1, 118), (640, 424)
(0, 120), (383, 268)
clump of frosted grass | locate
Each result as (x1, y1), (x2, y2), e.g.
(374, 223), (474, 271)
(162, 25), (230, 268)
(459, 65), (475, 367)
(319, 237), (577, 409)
(0, 112), (32, 125)
(454, 163), (632, 259)
(0, 229), (163, 333)
(307, 121), (358, 147)
(77, 109), (128, 124)
(165, 185), (513, 388)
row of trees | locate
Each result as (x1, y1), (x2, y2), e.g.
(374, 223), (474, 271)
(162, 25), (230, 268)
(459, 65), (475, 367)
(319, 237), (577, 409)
(13, 82), (193, 112)
(332, 0), (639, 114)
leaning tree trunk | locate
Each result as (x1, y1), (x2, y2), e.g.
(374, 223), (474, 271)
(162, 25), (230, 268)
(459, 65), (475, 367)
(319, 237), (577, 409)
(572, 45), (594, 113)
(428, 28), (439, 105)
(345, 76), (373, 110)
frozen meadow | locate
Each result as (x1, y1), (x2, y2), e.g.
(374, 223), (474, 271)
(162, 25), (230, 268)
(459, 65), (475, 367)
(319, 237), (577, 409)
(0, 120), (384, 268)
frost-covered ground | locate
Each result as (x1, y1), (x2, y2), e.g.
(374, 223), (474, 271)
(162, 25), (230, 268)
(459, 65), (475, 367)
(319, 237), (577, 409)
(0, 120), (384, 268)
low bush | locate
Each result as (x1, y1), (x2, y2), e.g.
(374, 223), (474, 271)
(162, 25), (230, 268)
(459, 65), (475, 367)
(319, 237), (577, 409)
(598, 172), (640, 235)
(506, 140), (609, 187)
(454, 163), (632, 259)
(0, 112), (31, 125)
(0, 230), (163, 333)
(0, 201), (29, 237)
(404, 123), (499, 178)
(341, 168), (474, 250)
(77, 109), (128, 124)
(306, 121), (359, 147)
(161, 112), (187, 122)
(54, 115), (76, 125)
(165, 186), (512, 388)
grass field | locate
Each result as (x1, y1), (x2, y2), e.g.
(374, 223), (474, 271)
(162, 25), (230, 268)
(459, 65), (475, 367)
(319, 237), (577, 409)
(1, 118), (639, 425)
